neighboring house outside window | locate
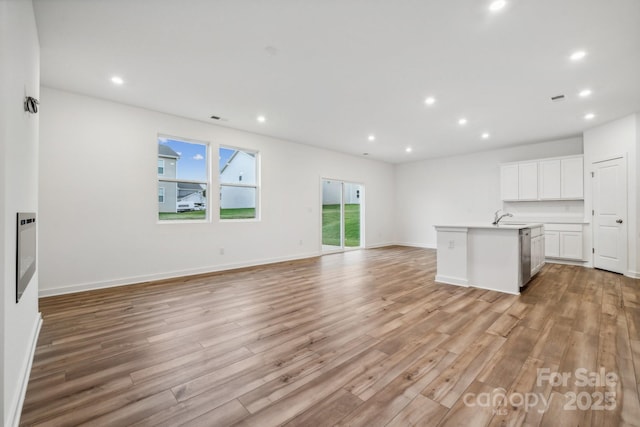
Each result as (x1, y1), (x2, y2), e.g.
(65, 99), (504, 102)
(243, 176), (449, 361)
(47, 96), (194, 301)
(159, 186), (165, 203)
(158, 144), (179, 214)
(219, 147), (258, 220)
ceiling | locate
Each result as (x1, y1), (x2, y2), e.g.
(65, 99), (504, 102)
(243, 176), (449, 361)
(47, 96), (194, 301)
(33, 0), (640, 163)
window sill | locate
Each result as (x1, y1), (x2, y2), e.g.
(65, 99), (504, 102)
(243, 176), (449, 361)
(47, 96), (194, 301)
(157, 219), (210, 225)
(220, 218), (260, 223)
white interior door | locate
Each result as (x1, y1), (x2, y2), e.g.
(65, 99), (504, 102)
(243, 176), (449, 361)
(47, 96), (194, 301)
(592, 156), (627, 274)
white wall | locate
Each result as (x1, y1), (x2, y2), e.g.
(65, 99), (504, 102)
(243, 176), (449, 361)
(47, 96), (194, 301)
(395, 137), (583, 248)
(39, 88), (395, 295)
(583, 114), (639, 277)
(637, 114), (640, 277)
(0, 0), (42, 425)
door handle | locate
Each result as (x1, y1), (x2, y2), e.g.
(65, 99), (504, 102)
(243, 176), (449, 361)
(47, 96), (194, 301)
(616, 219), (623, 224)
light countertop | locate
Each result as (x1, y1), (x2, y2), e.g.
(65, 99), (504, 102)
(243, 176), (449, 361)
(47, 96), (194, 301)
(434, 223), (543, 230)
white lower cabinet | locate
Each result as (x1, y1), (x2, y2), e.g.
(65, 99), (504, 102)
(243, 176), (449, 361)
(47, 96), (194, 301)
(544, 224), (583, 261)
(530, 226), (545, 275)
(544, 231), (560, 258)
(559, 232), (583, 260)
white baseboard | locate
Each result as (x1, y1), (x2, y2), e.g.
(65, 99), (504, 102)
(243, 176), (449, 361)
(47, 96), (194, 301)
(39, 251), (322, 297)
(435, 274), (469, 287)
(365, 242), (395, 249)
(8, 313), (42, 427)
(626, 270), (640, 279)
(395, 241), (437, 249)
(545, 258), (587, 267)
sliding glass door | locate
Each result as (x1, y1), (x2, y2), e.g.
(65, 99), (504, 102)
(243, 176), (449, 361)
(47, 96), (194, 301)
(322, 179), (363, 252)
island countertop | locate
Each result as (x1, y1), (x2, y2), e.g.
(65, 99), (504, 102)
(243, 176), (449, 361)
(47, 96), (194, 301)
(434, 222), (543, 230)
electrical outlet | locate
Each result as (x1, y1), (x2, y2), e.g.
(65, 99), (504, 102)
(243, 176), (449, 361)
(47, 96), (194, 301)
(219, 248), (225, 255)
(299, 240), (303, 246)
(448, 240), (455, 249)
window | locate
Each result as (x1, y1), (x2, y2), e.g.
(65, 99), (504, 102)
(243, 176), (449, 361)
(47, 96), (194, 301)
(219, 147), (258, 220)
(158, 136), (209, 221)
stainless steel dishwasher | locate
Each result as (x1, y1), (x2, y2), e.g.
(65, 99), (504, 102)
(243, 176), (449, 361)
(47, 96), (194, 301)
(519, 228), (532, 287)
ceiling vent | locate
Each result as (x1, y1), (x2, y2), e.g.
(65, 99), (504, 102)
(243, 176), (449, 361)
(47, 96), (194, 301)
(551, 95), (565, 102)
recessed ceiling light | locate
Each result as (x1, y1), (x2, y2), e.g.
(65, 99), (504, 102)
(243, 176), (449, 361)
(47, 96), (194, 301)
(458, 118), (468, 126)
(570, 50), (587, 61)
(489, 0), (506, 12)
(257, 115), (266, 123)
(481, 132), (490, 139)
(405, 147), (413, 153)
(579, 89), (592, 97)
(368, 135), (375, 141)
(111, 76), (124, 85)
(584, 113), (595, 120)
(424, 97), (436, 106)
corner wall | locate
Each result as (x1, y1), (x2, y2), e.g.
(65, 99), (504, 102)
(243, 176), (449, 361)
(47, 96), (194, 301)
(38, 88), (396, 295)
(583, 114), (639, 277)
(0, 1), (42, 425)
(394, 137), (583, 248)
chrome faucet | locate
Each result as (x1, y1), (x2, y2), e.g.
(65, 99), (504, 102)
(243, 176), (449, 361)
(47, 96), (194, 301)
(492, 209), (513, 225)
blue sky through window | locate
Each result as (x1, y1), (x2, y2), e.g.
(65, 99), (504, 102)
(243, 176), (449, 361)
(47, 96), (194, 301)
(158, 137), (207, 181)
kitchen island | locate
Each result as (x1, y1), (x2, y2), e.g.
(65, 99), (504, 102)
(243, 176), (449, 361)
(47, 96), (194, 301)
(433, 223), (544, 295)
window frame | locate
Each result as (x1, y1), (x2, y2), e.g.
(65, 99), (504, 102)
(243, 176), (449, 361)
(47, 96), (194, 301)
(157, 134), (210, 224)
(219, 145), (260, 222)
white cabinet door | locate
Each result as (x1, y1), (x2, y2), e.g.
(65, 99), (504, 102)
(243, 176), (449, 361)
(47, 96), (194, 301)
(561, 157), (584, 199)
(500, 164), (519, 200)
(539, 160), (561, 199)
(560, 231), (583, 260)
(531, 236), (537, 274)
(538, 233), (545, 270)
(518, 162), (538, 200)
(531, 229), (545, 274)
(545, 231), (560, 258)
(531, 235), (540, 274)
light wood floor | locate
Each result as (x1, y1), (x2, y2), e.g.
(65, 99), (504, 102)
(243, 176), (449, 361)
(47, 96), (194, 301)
(21, 247), (640, 426)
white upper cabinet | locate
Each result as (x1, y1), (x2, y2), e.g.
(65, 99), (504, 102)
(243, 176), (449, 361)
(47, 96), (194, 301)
(518, 162), (538, 200)
(501, 155), (583, 201)
(560, 157), (584, 199)
(500, 164), (519, 200)
(538, 159), (561, 199)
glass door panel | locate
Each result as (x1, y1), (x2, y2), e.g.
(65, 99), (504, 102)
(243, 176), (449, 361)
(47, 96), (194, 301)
(322, 179), (363, 252)
(322, 180), (343, 251)
(343, 182), (362, 247)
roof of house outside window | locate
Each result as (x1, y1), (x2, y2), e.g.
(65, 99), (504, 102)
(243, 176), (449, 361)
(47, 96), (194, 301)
(158, 144), (180, 158)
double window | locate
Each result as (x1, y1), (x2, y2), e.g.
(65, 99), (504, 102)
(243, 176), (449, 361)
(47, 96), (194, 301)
(157, 137), (259, 221)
